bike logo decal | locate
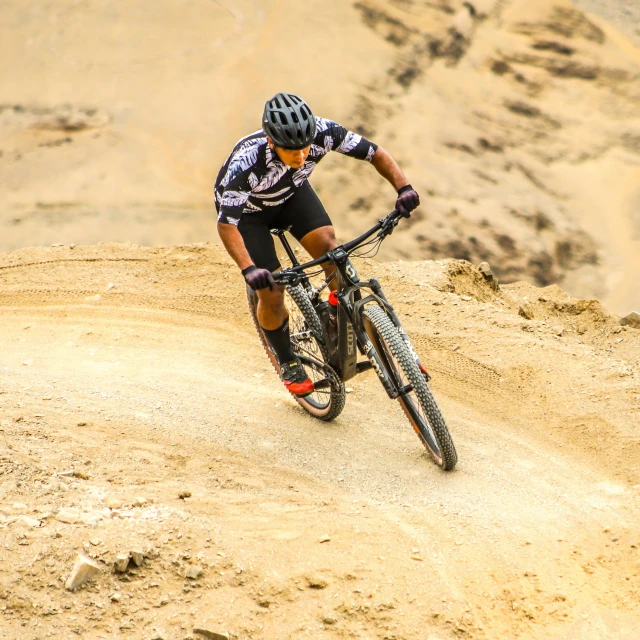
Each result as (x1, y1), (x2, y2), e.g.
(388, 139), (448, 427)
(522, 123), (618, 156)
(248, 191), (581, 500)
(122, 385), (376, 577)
(366, 347), (386, 379)
(347, 328), (356, 356)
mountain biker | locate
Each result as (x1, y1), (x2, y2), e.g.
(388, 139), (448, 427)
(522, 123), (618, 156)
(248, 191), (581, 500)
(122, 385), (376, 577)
(215, 92), (420, 397)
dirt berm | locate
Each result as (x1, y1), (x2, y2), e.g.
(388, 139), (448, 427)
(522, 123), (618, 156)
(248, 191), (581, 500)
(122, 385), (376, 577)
(1, 243), (639, 639)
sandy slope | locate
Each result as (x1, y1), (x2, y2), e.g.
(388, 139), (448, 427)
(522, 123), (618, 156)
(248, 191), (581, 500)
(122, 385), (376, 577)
(1, 0), (640, 314)
(1, 244), (639, 639)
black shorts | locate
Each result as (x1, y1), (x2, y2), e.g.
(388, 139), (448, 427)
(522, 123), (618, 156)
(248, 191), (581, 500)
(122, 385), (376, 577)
(237, 181), (332, 272)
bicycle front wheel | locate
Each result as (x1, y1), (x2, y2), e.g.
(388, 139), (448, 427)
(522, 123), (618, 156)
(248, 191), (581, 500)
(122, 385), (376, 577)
(247, 284), (345, 422)
(362, 304), (457, 470)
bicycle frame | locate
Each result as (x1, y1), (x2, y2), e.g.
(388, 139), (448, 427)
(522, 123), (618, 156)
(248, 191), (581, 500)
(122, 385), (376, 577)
(271, 213), (427, 400)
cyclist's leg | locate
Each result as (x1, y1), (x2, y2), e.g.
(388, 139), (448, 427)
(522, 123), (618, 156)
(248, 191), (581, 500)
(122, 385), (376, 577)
(282, 182), (339, 287)
(237, 214), (289, 335)
(238, 212), (312, 394)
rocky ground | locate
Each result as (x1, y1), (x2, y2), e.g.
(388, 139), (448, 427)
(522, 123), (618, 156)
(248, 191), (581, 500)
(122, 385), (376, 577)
(1, 243), (639, 639)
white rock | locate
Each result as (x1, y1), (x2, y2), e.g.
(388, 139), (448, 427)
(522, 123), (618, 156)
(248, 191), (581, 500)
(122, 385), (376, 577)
(184, 564), (203, 579)
(16, 515), (41, 528)
(65, 554), (101, 590)
(114, 554), (130, 573)
(105, 496), (123, 509)
(132, 497), (147, 507)
(80, 511), (105, 525)
(55, 508), (80, 524)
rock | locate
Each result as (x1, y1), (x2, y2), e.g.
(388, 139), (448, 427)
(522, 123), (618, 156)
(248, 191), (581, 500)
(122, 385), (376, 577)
(16, 515), (41, 528)
(178, 490), (192, 500)
(130, 550), (144, 567)
(110, 592), (122, 602)
(518, 305), (534, 320)
(55, 508), (80, 524)
(114, 553), (130, 573)
(318, 535), (331, 543)
(151, 631), (168, 640)
(184, 564), (203, 579)
(306, 575), (328, 589)
(65, 554), (101, 590)
(322, 616), (338, 625)
(12, 503), (28, 512)
(553, 326), (564, 336)
(193, 628), (230, 640)
(620, 311), (640, 329)
(132, 497), (147, 507)
(477, 262), (499, 290)
(144, 547), (160, 560)
(105, 496), (123, 509)
(80, 511), (106, 525)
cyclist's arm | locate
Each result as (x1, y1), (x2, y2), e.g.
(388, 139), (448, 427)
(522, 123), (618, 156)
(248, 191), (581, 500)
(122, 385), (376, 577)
(370, 146), (410, 192)
(217, 222), (254, 271)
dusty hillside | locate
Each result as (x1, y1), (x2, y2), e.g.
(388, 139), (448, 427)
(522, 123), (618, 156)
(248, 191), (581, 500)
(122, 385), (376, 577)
(1, 243), (639, 639)
(1, 0), (640, 314)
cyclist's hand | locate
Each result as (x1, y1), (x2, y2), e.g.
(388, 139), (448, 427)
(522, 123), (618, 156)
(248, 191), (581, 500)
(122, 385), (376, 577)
(395, 184), (420, 218)
(242, 265), (276, 291)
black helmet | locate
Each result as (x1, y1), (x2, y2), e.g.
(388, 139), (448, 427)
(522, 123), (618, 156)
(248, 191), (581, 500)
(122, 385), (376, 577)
(262, 92), (317, 150)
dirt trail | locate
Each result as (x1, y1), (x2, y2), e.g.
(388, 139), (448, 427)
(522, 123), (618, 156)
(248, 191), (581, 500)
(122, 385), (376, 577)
(1, 244), (639, 639)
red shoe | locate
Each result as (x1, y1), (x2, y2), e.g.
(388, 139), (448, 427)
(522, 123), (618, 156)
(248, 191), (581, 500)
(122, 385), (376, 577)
(280, 359), (314, 397)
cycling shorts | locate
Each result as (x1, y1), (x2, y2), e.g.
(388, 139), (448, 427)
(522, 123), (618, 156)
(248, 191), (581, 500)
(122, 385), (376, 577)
(237, 181), (331, 272)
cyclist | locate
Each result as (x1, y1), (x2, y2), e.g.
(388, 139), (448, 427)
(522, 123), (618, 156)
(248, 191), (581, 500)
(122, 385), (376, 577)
(215, 92), (420, 397)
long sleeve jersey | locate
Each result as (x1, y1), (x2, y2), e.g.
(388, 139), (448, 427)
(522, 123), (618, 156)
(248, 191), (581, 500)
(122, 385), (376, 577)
(214, 117), (378, 225)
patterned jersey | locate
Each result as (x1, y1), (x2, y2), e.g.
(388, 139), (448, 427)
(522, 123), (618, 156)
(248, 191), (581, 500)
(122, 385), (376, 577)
(215, 117), (378, 225)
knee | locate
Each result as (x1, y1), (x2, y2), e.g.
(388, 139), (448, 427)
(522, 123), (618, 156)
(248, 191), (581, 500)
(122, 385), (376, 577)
(323, 228), (338, 248)
(258, 285), (286, 310)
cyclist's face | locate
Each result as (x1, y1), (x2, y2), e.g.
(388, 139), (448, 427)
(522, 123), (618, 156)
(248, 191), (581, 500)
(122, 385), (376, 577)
(268, 139), (310, 169)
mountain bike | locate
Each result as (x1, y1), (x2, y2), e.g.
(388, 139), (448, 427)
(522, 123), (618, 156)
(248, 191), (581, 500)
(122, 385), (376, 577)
(247, 209), (457, 470)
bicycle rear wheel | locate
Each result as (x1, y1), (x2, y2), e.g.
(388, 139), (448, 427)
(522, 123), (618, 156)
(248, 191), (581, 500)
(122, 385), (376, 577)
(362, 304), (457, 470)
(247, 284), (345, 421)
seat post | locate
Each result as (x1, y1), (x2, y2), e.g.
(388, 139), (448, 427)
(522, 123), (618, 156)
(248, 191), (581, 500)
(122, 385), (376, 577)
(270, 227), (300, 267)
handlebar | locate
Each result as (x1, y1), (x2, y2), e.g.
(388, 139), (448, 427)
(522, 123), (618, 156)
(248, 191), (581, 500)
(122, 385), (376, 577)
(272, 209), (403, 284)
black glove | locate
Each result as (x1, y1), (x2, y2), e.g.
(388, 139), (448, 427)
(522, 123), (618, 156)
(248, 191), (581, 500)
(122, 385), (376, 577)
(395, 184), (420, 218)
(242, 265), (276, 291)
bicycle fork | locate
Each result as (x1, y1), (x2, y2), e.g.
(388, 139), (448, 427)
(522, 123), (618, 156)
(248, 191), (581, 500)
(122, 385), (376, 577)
(350, 303), (431, 401)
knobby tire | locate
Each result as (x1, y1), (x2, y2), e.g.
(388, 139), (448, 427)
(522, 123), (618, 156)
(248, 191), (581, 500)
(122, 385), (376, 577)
(247, 284), (345, 421)
(362, 305), (458, 470)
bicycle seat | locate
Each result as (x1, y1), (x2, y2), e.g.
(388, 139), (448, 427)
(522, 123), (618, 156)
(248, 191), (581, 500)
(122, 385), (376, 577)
(270, 226), (292, 236)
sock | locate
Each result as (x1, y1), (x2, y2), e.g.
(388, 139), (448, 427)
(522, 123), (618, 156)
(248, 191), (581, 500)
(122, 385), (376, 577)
(262, 318), (296, 365)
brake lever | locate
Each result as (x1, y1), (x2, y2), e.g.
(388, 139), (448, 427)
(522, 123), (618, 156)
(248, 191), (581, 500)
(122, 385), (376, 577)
(272, 269), (302, 287)
(377, 215), (400, 239)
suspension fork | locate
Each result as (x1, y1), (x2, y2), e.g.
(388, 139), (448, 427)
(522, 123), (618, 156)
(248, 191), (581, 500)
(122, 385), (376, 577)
(358, 279), (431, 382)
